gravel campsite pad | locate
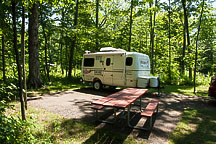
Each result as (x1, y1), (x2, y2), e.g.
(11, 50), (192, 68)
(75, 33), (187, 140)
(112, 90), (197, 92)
(28, 88), (216, 144)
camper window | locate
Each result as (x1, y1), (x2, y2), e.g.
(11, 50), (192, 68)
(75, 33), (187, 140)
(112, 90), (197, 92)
(106, 58), (111, 66)
(84, 58), (94, 67)
(126, 57), (133, 66)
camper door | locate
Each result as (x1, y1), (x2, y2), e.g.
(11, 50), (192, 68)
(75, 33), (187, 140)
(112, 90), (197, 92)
(103, 56), (113, 85)
(112, 54), (125, 86)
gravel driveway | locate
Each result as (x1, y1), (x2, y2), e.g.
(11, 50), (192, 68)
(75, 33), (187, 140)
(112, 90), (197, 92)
(28, 88), (216, 144)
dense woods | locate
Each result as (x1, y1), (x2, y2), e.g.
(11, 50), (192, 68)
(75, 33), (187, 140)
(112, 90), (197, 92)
(0, 0), (215, 143)
(0, 0), (215, 102)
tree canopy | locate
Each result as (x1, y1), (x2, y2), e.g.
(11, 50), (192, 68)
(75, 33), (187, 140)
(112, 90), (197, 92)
(0, 0), (215, 87)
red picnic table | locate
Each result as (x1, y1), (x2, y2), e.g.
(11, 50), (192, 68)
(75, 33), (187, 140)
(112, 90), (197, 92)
(92, 88), (150, 129)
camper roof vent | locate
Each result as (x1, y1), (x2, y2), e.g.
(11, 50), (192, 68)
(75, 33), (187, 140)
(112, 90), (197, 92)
(100, 47), (126, 52)
(85, 50), (91, 54)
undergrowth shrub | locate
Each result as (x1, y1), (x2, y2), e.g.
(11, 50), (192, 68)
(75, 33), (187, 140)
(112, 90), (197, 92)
(0, 83), (18, 101)
(0, 101), (36, 143)
(0, 84), (37, 143)
(160, 70), (211, 86)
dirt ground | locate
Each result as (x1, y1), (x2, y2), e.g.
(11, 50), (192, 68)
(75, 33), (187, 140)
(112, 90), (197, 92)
(28, 88), (216, 144)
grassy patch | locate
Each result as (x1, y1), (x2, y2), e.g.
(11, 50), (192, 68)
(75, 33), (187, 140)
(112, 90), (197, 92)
(9, 103), (144, 143)
(169, 109), (216, 144)
(28, 76), (89, 96)
(149, 85), (209, 97)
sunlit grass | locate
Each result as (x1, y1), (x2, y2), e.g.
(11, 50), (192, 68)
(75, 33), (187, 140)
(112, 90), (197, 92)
(9, 102), (145, 144)
(169, 109), (216, 144)
(149, 85), (209, 97)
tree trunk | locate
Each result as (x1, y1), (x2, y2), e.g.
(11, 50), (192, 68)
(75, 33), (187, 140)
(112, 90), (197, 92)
(12, 0), (26, 120)
(21, 4), (27, 110)
(149, 1), (153, 73)
(68, 0), (79, 78)
(128, 0), (133, 52)
(95, 0), (99, 50)
(155, 35), (157, 72)
(28, 2), (42, 89)
(168, 0), (171, 83)
(145, 30), (148, 51)
(182, 0), (192, 80)
(151, 0), (157, 75)
(194, 0), (205, 94)
(60, 38), (64, 75)
(2, 34), (6, 83)
(40, 5), (50, 81)
(210, 46), (213, 75)
(60, 10), (65, 75)
(66, 39), (68, 77)
(43, 27), (50, 81)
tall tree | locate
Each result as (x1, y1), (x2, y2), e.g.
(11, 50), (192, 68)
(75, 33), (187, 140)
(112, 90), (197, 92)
(1, 34), (6, 83)
(152, 0), (157, 75)
(12, 0), (26, 120)
(182, 0), (192, 79)
(168, 0), (171, 83)
(68, 0), (79, 78)
(128, 0), (133, 52)
(194, 0), (205, 94)
(28, 2), (42, 89)
(40, 3), (50, 81)
(21, 3), (27, 110)
(149, 1), (153, 73)
(95, 0), (99, 50)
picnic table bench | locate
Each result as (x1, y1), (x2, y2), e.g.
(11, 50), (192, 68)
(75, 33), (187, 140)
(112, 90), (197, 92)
(91, 88), (160, 130)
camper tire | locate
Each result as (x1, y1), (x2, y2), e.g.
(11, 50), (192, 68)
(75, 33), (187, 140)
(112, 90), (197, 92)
(93, 81), (102, 90)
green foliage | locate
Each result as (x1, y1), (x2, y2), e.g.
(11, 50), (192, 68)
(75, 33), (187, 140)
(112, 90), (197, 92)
(0, 0), (215, 88)
(0, 101), (35, 143)
(6, 104), (144, 143)
(0, 83), (18, 101)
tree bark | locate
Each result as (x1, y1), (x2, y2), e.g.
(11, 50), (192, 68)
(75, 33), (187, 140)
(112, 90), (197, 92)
(28, 2), (42, 89)
(40, 4), (50, 81)
(60, 38), (64, 75)
(2, 34), (6, 83)
(182, 0), (192, 80)
(151, 0), (157, 75)
(168, 0), (171, 83)
(60, 10), (65, 75)
(12, 0), (26, 120)
(95, 0), (99, 50)
(194, 0), (205, 94)
(128, 0), (133, 52)
(21, 4), (27, 110)
(146, 30), (148, 51)
(149, 1), (153, 73)
(66, 38), (68, 77)
(68, 0), (79, 78)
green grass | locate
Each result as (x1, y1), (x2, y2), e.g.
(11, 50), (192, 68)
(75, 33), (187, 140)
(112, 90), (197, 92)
(149, 85), (209, 97)
(28, 75), (88, 96)
(8, 103), (144, 144)
(169, 109), (216, 144)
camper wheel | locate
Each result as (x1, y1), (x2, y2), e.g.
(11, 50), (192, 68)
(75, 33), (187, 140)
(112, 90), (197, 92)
(93, 81), (102, 90)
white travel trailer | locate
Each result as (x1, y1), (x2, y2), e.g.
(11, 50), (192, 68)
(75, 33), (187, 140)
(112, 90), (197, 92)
(81, 47), (159, 90)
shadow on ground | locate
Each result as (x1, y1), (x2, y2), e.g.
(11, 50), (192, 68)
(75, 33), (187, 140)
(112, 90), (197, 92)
(75, 89), (216, 143)
(31, 87), (216, 143)
(74, 87), (121, 97)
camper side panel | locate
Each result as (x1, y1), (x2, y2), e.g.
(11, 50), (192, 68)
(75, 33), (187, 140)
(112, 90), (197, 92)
(137, 55), (150, 76)
(82, 55), (103, 82)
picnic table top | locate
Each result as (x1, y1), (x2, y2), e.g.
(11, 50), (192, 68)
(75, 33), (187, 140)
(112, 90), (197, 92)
(92, 88), (148, 108)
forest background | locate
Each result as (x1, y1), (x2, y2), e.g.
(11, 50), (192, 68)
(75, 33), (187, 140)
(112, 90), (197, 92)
(0, 0), (216, 143)
(0, 0), (216, 119)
